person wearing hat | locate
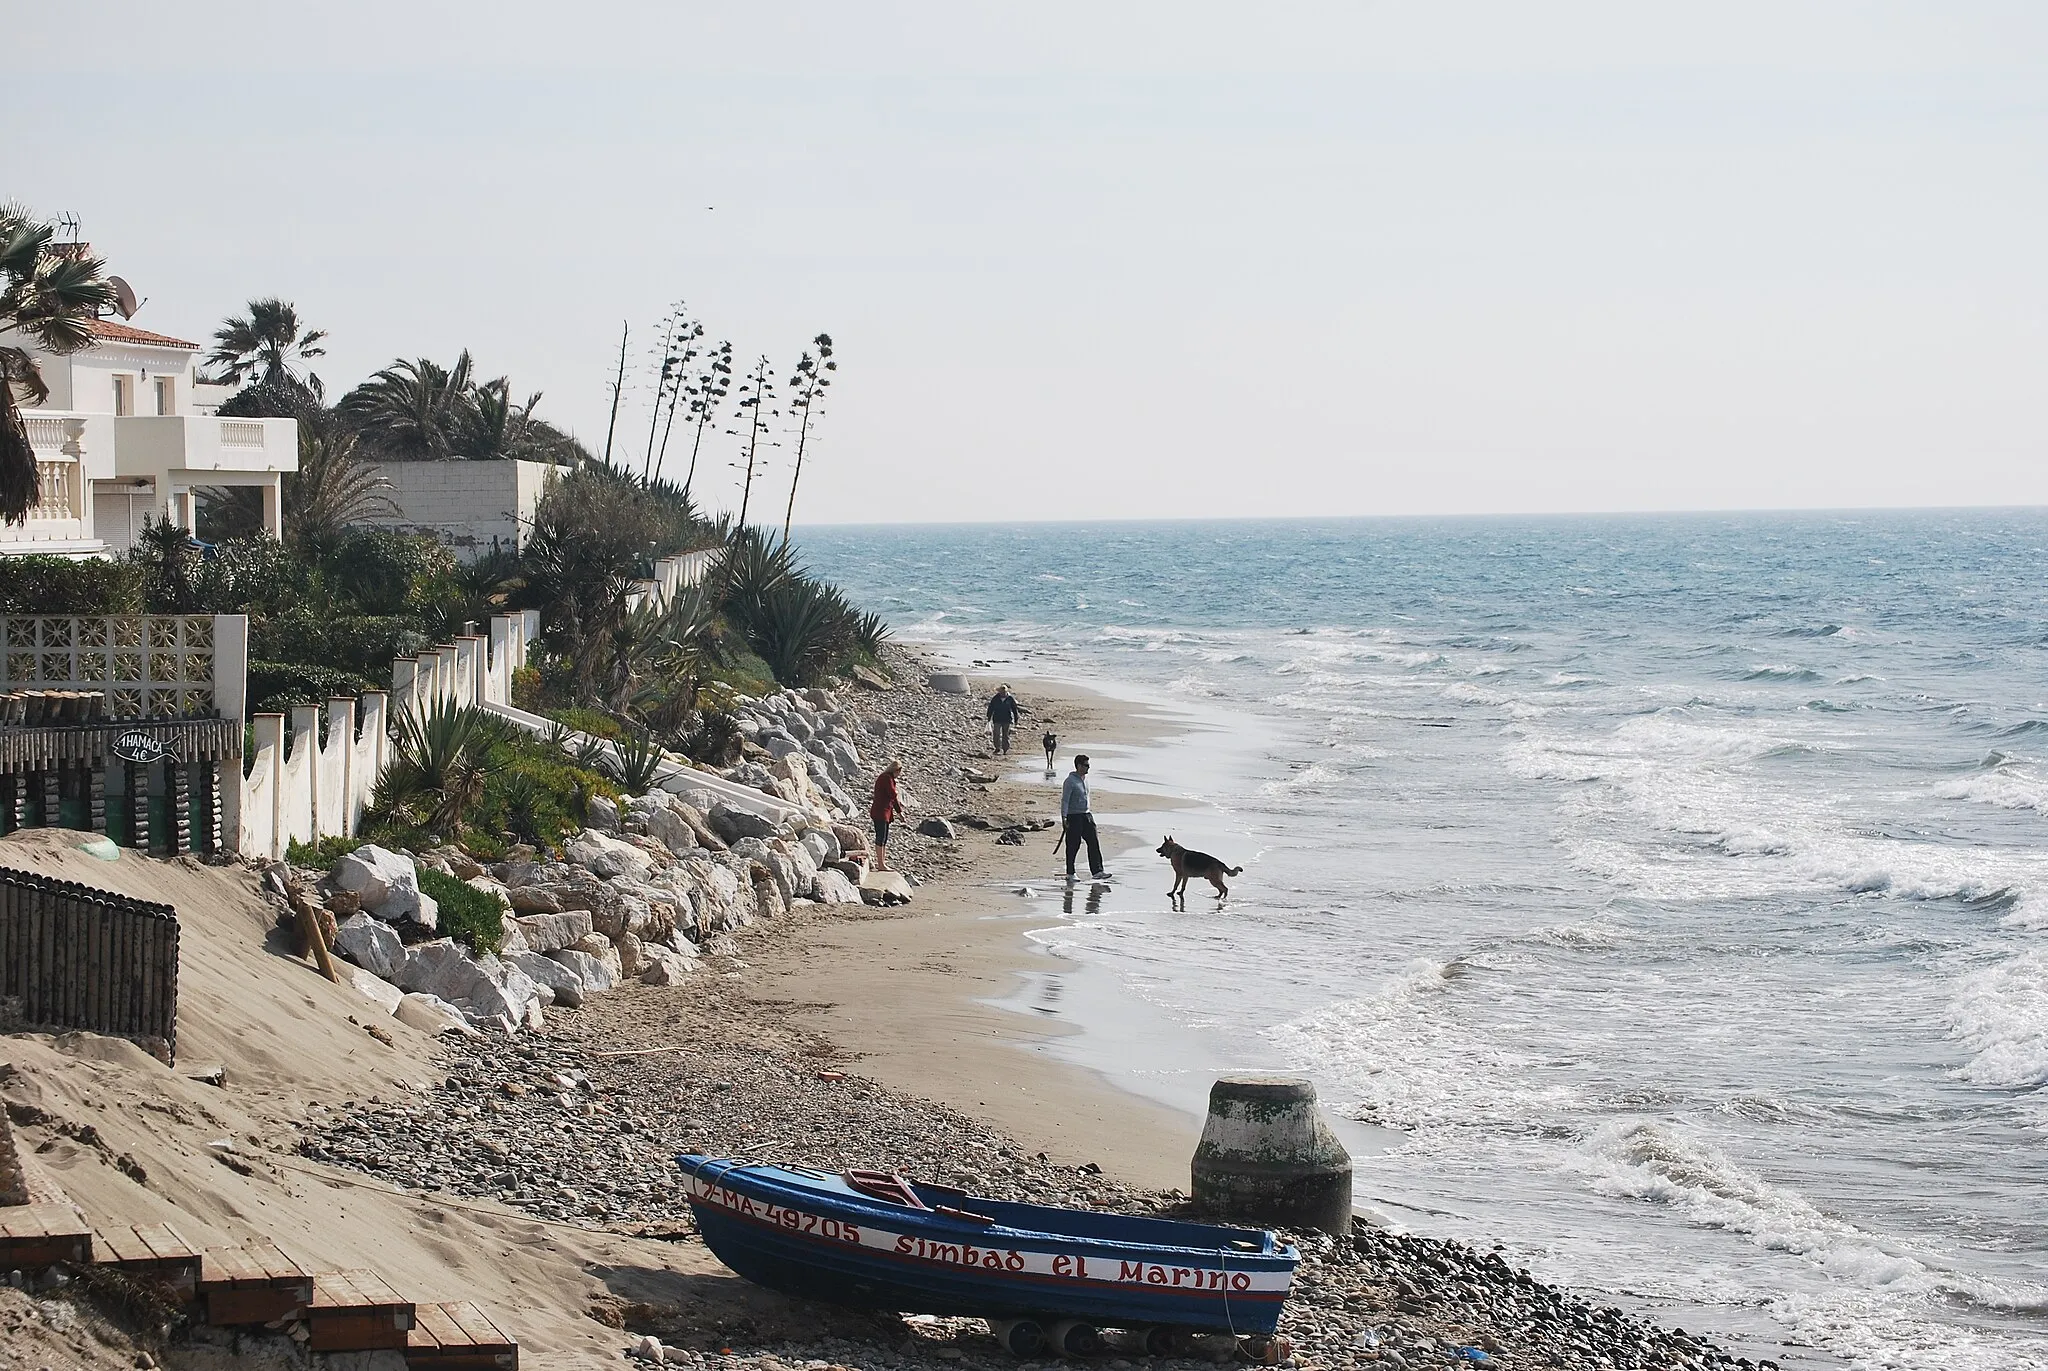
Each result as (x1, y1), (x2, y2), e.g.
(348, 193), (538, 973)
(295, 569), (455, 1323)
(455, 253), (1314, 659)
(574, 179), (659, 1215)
(986, 684), (1025, 755)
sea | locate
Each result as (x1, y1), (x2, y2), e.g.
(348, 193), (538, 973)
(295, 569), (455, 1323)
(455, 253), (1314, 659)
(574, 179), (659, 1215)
(794, 513), (2048, 1371)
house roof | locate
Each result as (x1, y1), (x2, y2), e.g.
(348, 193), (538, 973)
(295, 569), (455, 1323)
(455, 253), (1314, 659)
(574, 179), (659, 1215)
(87, 319), (201, 351)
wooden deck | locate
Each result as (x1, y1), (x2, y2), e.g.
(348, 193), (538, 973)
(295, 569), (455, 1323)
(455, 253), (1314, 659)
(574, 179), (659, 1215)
(0, 1202), (93, 1268)
(309, 1268), (416, 1351)
(91, 1222), (203, 1296)
(199, 1241), (314, 1325)
(408, 1300), (520, 1369)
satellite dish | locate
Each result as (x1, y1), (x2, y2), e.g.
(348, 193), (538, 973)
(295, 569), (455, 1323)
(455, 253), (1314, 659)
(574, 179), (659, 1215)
(109, 276), (139, 320)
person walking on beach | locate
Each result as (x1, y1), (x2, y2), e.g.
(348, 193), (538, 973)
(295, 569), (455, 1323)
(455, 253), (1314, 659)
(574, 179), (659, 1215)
(1060, 754), (1105, 881)
(870, 760), (904, 871)
(986, 684), (1024, 755)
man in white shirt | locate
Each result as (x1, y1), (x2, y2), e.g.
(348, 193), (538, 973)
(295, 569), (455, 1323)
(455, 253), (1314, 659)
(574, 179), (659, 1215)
(1060, 754), (1104, 880)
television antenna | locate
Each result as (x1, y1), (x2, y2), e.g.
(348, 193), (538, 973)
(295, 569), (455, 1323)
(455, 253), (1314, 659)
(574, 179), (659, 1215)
(55, 212), (80, 242)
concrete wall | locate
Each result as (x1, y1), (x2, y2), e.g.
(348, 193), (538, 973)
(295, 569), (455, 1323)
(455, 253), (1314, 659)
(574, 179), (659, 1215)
(357, 459), (561, 562)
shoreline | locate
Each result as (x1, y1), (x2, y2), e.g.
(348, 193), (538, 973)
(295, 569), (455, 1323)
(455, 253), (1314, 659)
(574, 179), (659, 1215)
(745, 668), (1209, 1191)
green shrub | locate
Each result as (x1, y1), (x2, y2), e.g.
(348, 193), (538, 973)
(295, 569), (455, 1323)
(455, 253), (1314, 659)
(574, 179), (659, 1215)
(253, 609), (431, 677)
(418, 867), (503, 954)
(287, 834), (365, 866)
(546, 706), (622, 740)
(510, 665), (542, 711)
(322, 530), (458, 617)
(248, 660), (380, 715)
(0, 555), (148, 614)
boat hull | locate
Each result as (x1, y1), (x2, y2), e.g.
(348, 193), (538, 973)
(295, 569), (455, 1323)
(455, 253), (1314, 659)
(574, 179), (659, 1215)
(680, 1159), (1294, 1335)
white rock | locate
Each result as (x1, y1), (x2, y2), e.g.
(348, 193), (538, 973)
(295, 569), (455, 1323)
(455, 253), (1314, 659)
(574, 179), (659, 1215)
(412, 890), (439, 933)
(395, 993), (476, 1037)
(333, 844), (423, 922)
(814, 868), (863, 904)
(511, 951), (587, 1007)
(548, 948), (619, 993)
(639, 944), (694, 985)
(799, 828), (840, 866)
(466, 876), (514, 911)
(344, 965), (403, 1016)
(615, 931), (648, 977)
(587, 794), (620, 832)
(395, 940), (484, 1001)
(564, 828), (654, 880)
(333, 912), (404, 981)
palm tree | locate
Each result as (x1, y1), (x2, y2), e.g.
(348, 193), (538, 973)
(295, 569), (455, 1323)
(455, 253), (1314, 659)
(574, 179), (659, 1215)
(0, 205), (115, 522)
(284, 426), (396, 554)
(338, 352), (476, 460)
(457, 377), (543, 460)
(206, 298), (327, 391)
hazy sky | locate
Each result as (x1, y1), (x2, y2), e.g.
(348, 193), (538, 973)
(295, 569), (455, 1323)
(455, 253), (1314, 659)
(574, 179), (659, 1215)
(10, 3), (2046, 523)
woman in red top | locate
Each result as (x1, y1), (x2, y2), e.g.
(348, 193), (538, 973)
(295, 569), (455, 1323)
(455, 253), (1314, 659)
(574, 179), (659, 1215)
(870, 760), (904, 870)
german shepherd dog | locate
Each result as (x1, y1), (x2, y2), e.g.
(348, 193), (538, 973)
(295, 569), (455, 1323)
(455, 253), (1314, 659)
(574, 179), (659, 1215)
(1157, 836), (1243, 901)
(1042, 731), (1059, 775)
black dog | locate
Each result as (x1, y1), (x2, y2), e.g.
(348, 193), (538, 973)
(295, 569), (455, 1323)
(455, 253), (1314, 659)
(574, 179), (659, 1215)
(1157, 836), (1243, 899)
(1042, 731), (1059, 774)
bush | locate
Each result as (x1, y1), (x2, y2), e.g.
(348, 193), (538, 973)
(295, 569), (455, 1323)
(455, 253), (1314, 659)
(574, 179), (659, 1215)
(247, 660), (380, 715)
(545, 706), (622, 740)
(0, 555), (148, 614)
(253, 609), (431, 678)
(418, 866), (503, 954)
(286, 834), (364, 866)
(322, 530), (458, 617)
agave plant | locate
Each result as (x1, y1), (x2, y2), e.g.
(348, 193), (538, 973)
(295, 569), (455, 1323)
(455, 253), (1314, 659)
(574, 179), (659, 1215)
(605, 726), (670, 794)
(855, 610), (891, 658)
(750, 578), (859, 686)
(378, 699), (499, 833)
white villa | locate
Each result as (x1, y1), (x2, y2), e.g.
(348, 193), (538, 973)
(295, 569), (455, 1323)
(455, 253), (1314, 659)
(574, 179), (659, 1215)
(5, 318), (297, 558)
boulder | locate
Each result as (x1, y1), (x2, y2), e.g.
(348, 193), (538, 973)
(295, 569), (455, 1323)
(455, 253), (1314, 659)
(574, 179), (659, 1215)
(916, 817), (957, 840)
(615, 931), (649, 978)
(548, 947), (619, 993)
(463, 957), (545, 1029)
(333, 844), (424, 922)
(508, 884), (563, 915)
(860, 869), (915, 905)
(494, 859), (544, 888)
(395, 993), (475, 1037)
(709, 802), (778, 844)
(496, 914), (529, 956)
(345, 965), (403, 1016)
(633, 800), (699, 856)
(510, 951), (587, 1008)
(513, 909), (593, 952)
(447, 852), (485, 881)
(799, 828), (840, 866)
(850, 663), (890, 691)
(394, 940), (483, 1001)
(814, 869), (863, 904)
(831, 823), (868, 857)
(639, 944), (694, 986)
(333, 912), (404, 981)
(465, 876), (514, 911)
(411, 891), (439, 933)
(564, 829), (654, 880)
(587, 794), (620, 832)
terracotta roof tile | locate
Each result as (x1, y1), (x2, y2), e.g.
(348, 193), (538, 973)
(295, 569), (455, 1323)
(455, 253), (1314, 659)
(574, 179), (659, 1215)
(87, 319), (200, 350)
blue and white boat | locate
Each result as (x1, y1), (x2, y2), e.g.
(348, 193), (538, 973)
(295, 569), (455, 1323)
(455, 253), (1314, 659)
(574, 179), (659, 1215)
(676, 1155), (1300, 1354)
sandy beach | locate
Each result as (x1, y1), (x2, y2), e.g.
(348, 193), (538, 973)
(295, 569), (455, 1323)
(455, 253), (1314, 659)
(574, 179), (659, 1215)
(0, 652), (1763, 1371)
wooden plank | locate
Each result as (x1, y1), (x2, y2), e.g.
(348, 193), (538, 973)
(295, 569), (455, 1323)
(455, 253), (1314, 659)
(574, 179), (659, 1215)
(130, 1223), (199, 1263)
(407, 1301), (518, 1369)
(92, 1225), (154, 1264)
(200, 1246), (263, 1285)
(312, 1268), (410, 1314)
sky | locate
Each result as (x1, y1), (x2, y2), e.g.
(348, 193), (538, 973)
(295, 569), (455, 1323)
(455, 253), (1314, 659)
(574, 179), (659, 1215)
(8, 3), (2047, 524)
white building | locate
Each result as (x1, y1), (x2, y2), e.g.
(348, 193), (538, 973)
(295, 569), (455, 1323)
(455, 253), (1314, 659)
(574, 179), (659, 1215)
(357, 458), (561, 562)
(4, 319), (298, 558)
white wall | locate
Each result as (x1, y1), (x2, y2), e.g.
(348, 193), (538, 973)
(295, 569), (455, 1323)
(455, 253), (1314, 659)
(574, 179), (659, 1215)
(357, 459), (561, 561)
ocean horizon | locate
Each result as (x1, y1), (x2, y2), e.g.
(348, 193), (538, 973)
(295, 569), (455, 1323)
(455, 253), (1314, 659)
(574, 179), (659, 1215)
(796, 510), (2048, 1371)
